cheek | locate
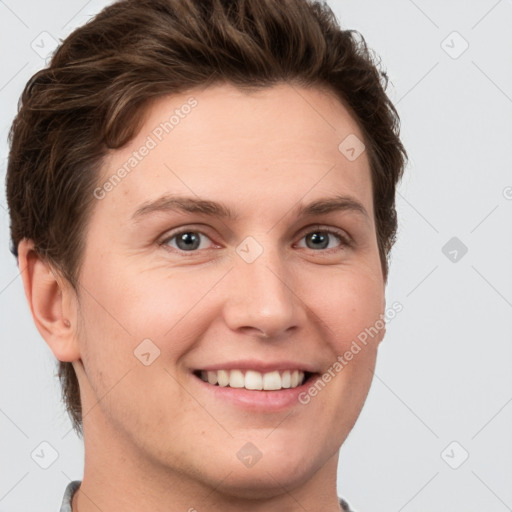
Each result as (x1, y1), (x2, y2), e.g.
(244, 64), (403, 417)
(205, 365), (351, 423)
(305, 264), (385, 348)
(79, 251), (384, 353)
(78, 244), (384, 379)
(76, 257), (218, 388)
(79, 253), (208, 335)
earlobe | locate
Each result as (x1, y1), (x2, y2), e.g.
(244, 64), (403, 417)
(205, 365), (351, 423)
(17, 239), (81, 362)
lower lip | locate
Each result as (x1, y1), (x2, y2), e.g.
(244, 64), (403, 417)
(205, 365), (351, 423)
(191, 372), (320, 412)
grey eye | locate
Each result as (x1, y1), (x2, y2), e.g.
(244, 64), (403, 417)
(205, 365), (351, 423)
(164, 231), (211, 251)
(305, 232), (330, 250)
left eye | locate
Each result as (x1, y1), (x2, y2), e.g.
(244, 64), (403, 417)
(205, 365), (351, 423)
(296, 229), (349, 251)
(160, 228), (349, 253)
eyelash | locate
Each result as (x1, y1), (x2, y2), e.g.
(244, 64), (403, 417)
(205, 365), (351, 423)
(159, 226), (353, 255)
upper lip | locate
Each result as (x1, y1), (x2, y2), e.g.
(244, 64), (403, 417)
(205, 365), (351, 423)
(192, 360), (319, 374)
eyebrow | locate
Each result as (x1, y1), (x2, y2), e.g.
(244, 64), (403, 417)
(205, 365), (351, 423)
(131, 194), (369, 222)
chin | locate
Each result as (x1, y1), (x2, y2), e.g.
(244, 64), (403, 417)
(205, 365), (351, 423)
(217, 446), (322, 498)
(213, 462), (315, 501)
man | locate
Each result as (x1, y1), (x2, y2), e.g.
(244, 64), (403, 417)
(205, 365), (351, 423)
(6, 0), (406, 510)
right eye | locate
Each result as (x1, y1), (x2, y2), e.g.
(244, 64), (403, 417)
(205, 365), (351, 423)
(160, 229), (216, 253)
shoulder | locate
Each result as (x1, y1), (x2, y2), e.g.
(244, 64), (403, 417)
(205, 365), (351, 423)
(59, 480), (81, 512)
(339, 496), (354, 511)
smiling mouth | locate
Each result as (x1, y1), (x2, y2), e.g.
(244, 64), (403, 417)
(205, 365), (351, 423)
(192, 369), (316, 391)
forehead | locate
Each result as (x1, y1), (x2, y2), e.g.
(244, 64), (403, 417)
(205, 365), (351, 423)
(93, 82), (373, 225)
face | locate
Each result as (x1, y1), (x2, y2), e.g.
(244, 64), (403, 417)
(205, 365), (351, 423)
(72, 83), (386, 498)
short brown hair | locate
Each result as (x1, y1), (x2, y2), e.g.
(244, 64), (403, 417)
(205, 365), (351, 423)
(6, 0), (407, 438)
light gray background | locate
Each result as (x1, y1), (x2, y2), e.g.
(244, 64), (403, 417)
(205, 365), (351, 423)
(1, 1), (511, 511)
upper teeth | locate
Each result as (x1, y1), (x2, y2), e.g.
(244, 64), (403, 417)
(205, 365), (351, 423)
(199, 369), (306, 390)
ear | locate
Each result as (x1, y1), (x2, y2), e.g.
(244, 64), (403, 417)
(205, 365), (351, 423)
(17, 239), (81, 362)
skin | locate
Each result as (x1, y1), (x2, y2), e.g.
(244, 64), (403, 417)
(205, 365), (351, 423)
(19, 83), (386, 512)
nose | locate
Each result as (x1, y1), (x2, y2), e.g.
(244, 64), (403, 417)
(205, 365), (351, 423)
(222, 240), (305, 340)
